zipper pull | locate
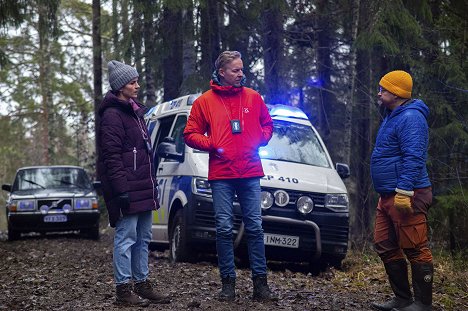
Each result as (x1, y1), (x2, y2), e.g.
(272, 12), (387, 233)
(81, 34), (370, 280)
(133, 147), (137, 171)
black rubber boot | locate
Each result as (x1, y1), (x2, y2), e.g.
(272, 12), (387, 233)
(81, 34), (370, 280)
(252, 275), (278, 301)
(371, 260), (413, 311)
(391, 263), (433, 311)
(218, 276), (236, 301)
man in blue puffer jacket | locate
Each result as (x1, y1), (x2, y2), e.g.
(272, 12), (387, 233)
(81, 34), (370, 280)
(370, 71), (433, 311)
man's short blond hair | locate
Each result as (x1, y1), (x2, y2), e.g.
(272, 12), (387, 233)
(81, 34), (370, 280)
(215, 51), (242, 70)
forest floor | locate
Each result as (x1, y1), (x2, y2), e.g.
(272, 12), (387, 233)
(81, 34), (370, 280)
(0, 227), (466, 311)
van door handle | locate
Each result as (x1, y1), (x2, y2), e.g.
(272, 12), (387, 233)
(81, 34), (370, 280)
(158, 167), (163, 171)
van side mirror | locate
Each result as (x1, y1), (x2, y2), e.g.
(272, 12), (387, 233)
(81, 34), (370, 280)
(2, 184), (12, 192)
(336, 163), (350, 179)
(157, 137), (184, 162)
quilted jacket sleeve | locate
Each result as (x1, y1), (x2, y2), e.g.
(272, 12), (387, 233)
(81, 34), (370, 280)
(100, 109), (129, 194)
(183, 99), (213, 151)
(396, 110), (428, 191)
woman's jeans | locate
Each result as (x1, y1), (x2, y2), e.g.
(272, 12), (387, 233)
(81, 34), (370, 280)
(210, 177), (267, 278)
(113, 210), (152, 284)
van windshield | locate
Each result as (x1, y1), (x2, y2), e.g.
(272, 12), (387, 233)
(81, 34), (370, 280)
(259, 120), (330, 168)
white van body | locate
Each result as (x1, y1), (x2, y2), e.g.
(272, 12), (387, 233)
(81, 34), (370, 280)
(145, 94), (350, 268)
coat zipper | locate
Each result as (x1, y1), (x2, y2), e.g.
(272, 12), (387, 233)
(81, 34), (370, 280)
(133, 147), (137, 171)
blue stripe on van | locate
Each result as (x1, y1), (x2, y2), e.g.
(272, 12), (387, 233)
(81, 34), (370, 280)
(169, 176), (192, 204)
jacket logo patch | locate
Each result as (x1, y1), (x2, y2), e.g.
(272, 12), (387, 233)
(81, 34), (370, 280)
(244, 108), (249, 113)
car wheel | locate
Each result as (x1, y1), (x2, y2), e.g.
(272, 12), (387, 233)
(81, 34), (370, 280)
(169, 210), (193, 263)
(89, 226), (100, 240)
(7, 224), (20, 241)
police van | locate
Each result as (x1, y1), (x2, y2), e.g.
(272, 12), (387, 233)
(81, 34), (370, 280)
(145, 94), (350, 270)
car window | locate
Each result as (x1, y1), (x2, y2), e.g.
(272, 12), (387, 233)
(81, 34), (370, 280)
(152, 115), (176, 166)
(13, 167), (92, 191)
(171, 115), (187, 155)
(259, 120), (330, 168)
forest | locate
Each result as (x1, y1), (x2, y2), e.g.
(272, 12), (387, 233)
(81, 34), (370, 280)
(0, 0), (467, 252)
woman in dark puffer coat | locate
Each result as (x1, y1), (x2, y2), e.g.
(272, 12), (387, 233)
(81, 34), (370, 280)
(97, 60), (170, 306)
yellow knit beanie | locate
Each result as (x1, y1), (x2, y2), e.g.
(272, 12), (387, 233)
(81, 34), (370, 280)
(379, 70), (413, 99)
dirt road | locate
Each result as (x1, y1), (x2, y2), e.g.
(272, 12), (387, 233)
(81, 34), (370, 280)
(0, 228), (462, 310)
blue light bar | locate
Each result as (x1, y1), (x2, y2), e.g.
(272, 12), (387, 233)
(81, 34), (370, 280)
(268, 104), (308, 120)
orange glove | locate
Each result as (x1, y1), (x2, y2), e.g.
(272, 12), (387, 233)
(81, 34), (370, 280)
(394, 193), (413, 214)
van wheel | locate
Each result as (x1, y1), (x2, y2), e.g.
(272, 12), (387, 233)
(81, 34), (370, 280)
(328, 256), (344, 270)
(169, 210), (193, 263)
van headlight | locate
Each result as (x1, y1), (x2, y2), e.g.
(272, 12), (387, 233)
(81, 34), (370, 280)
(192, 177), (212, 197)
(261, 191), (274, 210)
(325, 194), (349, 212)
(297, 196), (314, 214)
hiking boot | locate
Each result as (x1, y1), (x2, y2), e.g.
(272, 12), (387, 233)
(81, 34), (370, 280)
(371, 260), (413, 311)
(115, 283), (149, 307)
(134, 280), (171, 304)
(252, 275), (278, 301)
(218, 276), (236, 301)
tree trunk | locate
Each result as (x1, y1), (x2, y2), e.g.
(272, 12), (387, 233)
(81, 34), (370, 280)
(225, 0), (255, 87)
(344, 0), (360, 166)
(162, 5), (183, 101)
(200, 0), (220, 82)
(143, 2), (157, 106)
(38, 2), (52, 165)
(121, 0), (131, 64)
(261, 1), (286, 105)
(93, 0), (102, 177)
(112, 0), (119, 59)
(180, 3), (198, 94)
(132, 1), (143, 102)
(315, 0), (333, 139)
(350, 0), (375, 245)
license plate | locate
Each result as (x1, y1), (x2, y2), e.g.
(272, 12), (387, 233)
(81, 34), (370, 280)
(44, 214), (67, 223)
(264, 233), (299, 248)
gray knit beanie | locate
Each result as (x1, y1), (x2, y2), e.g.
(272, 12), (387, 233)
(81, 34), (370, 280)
(108, 60), (139, 91)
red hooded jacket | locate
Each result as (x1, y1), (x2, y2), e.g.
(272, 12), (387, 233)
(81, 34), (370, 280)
(184, 81), (273, 180)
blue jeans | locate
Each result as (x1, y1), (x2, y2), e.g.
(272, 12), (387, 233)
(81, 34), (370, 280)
(113, 210), (152, 284)
(210, 177), (267, 278)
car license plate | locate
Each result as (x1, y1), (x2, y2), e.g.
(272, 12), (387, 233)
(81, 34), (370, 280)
(44, 214), (67, 223)
(264, 233), (299, 248)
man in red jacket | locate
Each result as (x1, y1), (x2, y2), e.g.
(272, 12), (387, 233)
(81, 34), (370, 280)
(184, 51), (275, 301)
